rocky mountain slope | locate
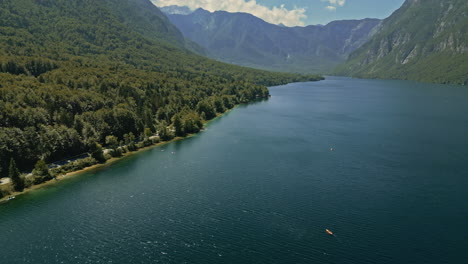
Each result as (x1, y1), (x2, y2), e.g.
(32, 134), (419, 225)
(160, 5), (192, 15)
(335, 0), (468, 85)
(163, 7), (381, 74)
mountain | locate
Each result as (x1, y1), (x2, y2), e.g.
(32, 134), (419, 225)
(101, 0), (204, 54)
(102, 0), (185, 47)
(160, 5), (193, 15)
(335, 0), (468, 85)
(0, 0), (320, 178)
(163, 7), (381, 74)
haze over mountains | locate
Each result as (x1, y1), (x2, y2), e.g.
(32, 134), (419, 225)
(162, 1), (467, 84)
(162, 6), (381, 74)
(336, 0), (468, 85)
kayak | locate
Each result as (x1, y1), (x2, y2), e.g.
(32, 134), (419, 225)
(325, 229), (333, 235)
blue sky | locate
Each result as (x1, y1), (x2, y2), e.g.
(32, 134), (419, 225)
(153, 0), (405, 26)
(260, 0), (406, 25)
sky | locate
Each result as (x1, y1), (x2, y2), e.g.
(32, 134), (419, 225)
(152, 0), (406, 27)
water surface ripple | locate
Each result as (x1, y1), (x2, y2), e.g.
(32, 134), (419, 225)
(1, 77), (467, 264)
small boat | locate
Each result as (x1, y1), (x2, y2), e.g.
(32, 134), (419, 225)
(325, 229), (334, 235)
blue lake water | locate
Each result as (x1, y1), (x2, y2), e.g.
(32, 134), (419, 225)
(1, 77), (467, 263)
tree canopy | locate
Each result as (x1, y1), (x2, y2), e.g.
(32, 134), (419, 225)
(0, 0), (323, 177)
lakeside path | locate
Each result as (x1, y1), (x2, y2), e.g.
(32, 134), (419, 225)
(0, 137), (183, 204)
(0, 106), (239, 204)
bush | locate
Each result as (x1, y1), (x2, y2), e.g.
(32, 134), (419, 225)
(110, 148), (123, 158)
(90, 142), (106, 163)
(120, 147), (128, 154)
(157, 121), (174, 141)
(24, 175), (35, 188)
(127, 142), (137, 152)
(136, 138), (153, 149)
(50, 157), (98, 175)
(0, 185), (12, 197)
(150, 136), (160, 144)
(104, 153), (113, 160)
(0, 186), (12, 198)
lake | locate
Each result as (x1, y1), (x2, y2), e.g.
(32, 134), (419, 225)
(1, 77), (467, 264)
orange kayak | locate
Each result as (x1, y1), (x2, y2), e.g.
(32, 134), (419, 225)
(326, 229), (334, 235)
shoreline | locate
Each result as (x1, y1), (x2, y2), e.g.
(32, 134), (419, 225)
(0, 106), (237, 204)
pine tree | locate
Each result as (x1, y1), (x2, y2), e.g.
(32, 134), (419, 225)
(144, 128), (153, 138)
(33, 160), (52, 185)
(90, 142), (106, 163)
(9, 158), (24, 192)
(173, 115), (185, 137)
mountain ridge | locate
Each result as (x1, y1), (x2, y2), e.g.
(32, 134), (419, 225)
(335, 0), (468, 85)
(163, 7), (381, 74)
(160, 5), (193, 15)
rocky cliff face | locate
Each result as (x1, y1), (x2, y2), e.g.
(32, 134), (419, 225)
(335, 0), (468, 85)
(163, 7), (380, 74)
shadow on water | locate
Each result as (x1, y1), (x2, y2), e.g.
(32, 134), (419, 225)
(237, 98), (270, 108)
(204, 98), (269, 128)
(172, 134), (200, 153)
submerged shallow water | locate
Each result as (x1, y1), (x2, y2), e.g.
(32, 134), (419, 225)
(1, 77), (467, 264)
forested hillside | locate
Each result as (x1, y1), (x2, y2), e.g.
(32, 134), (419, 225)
(335, 0), (468, 85)
(0, 0), (322, 179)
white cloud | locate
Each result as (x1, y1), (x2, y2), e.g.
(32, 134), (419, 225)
(322, 0), (346, 11)
(152, 0), (307, 27)
(328, 0), (346, 7)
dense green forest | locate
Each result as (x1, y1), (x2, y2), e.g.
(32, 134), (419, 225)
(0, 0), (322, 187)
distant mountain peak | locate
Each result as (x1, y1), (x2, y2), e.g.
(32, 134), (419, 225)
(193, 8), (211, 14)
(159, 5), (193, 15)
(165, 10), (381, 74)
